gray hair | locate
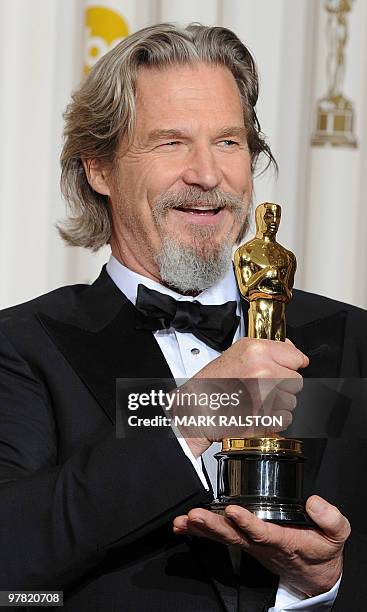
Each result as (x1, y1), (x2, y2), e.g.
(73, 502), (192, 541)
(58, 22), (276, 250)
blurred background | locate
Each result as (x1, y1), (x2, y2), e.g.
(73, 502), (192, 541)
(1, 0), (366, 309)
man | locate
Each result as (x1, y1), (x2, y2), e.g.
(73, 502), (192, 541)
(0, 23), (366, 611)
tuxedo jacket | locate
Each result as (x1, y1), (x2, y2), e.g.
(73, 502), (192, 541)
(0, 266), (366, 612)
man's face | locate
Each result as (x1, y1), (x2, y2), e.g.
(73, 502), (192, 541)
(105, 62), (253, 284)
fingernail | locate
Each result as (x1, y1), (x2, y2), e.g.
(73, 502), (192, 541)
(192, 517), (205, 525)
(309, 497), (328, 514)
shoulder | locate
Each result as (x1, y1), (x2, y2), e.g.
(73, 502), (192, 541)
(235, 239), (258, 254)
(289, 288), (367, 326)
(286, 249), (296, 262)
(0, 266), (124, 343)
(0, 283), (90, 374)
(289, 289), (367, 376)
(234, 241), (260, 265)
(0, 283), (88, 324)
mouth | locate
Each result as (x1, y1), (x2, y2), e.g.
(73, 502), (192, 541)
(170, 206), (226, 226)
(174, 206), (222, 215)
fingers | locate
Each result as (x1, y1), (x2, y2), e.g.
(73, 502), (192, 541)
(236, 338), (308, 375)
(173, 503), (347, 598)
(275, 390), (297, 412)
(173, 515), (188, 531)
(187, 509), (244, 544)
(306, 496), (351, 543)
(173, 509), (249, 547)
(267, 409), (293, 432)
(276, 377), (303, 395)
(271, 340), (309, 371)
(225, 505), (284, 547)
(197, 337), (309, 381)
(255, 384), (297, 433)
(262, 388), (298, 415)
(173, 506), (285, 550)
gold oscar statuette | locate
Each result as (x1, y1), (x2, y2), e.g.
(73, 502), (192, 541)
(209, 203), (312, 525)
(311, 0), (357, 148)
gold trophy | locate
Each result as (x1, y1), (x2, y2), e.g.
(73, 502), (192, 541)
(312, 0), (357, 148)
(209, 203), (311, 525)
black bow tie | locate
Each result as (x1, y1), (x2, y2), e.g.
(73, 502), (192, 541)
(135, 284), (240, 352)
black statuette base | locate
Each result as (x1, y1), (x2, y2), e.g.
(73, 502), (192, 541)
(207, 449), (314, 527)
(209, 499), (313, 526)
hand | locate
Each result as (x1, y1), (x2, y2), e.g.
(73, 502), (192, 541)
(196, 338), (308, 381)
(177, 338), (309, 457)
(173, 495), (350, 597)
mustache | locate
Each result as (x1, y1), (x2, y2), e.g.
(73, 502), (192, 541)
(152, 186), (245, 217)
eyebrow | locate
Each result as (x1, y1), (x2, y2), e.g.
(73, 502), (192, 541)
(145, 129), (186, 144)
(145, 126), (247, 145)
(215, 127), (247, 141)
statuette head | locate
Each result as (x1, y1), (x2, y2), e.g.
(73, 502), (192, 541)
(255, 202), (281, 237)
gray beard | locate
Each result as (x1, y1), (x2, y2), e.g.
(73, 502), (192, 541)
(151, 185), (250, 293)
(156, 236), (233, 294)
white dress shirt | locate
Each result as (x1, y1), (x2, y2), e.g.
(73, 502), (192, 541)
(106, 254), (340, 612)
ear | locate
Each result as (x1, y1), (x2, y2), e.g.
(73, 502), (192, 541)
(82, 158), (111, 197)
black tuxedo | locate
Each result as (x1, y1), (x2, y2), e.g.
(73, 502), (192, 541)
(0, 266), (366, 611)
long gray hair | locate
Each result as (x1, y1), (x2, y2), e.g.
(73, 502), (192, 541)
(59, 22), (276, 250)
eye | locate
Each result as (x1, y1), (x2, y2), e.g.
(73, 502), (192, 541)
(160, 141), (180, 147)
(219, 139), (239, 147)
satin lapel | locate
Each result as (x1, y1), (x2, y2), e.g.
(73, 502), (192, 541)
(36, 269), (174, 424)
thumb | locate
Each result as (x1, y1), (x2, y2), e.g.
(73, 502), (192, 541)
(285, 338), (309, 369)
(306, 495), (351, 543)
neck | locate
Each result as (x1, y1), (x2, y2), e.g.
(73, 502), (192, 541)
(111, 243), (204, 297)
(256, 232), (276, 242)
(111, 237), (161, 284)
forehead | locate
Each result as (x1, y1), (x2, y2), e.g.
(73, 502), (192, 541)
(134, 62), (244, 130)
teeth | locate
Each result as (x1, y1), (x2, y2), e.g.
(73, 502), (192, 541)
(187, 207), (216, 212)
(174, 206), (222, 213)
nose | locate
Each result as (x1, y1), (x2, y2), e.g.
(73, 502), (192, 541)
(181, 143), (223, 191)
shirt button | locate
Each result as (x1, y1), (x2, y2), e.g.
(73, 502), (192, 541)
(191, 348), (200, 356)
